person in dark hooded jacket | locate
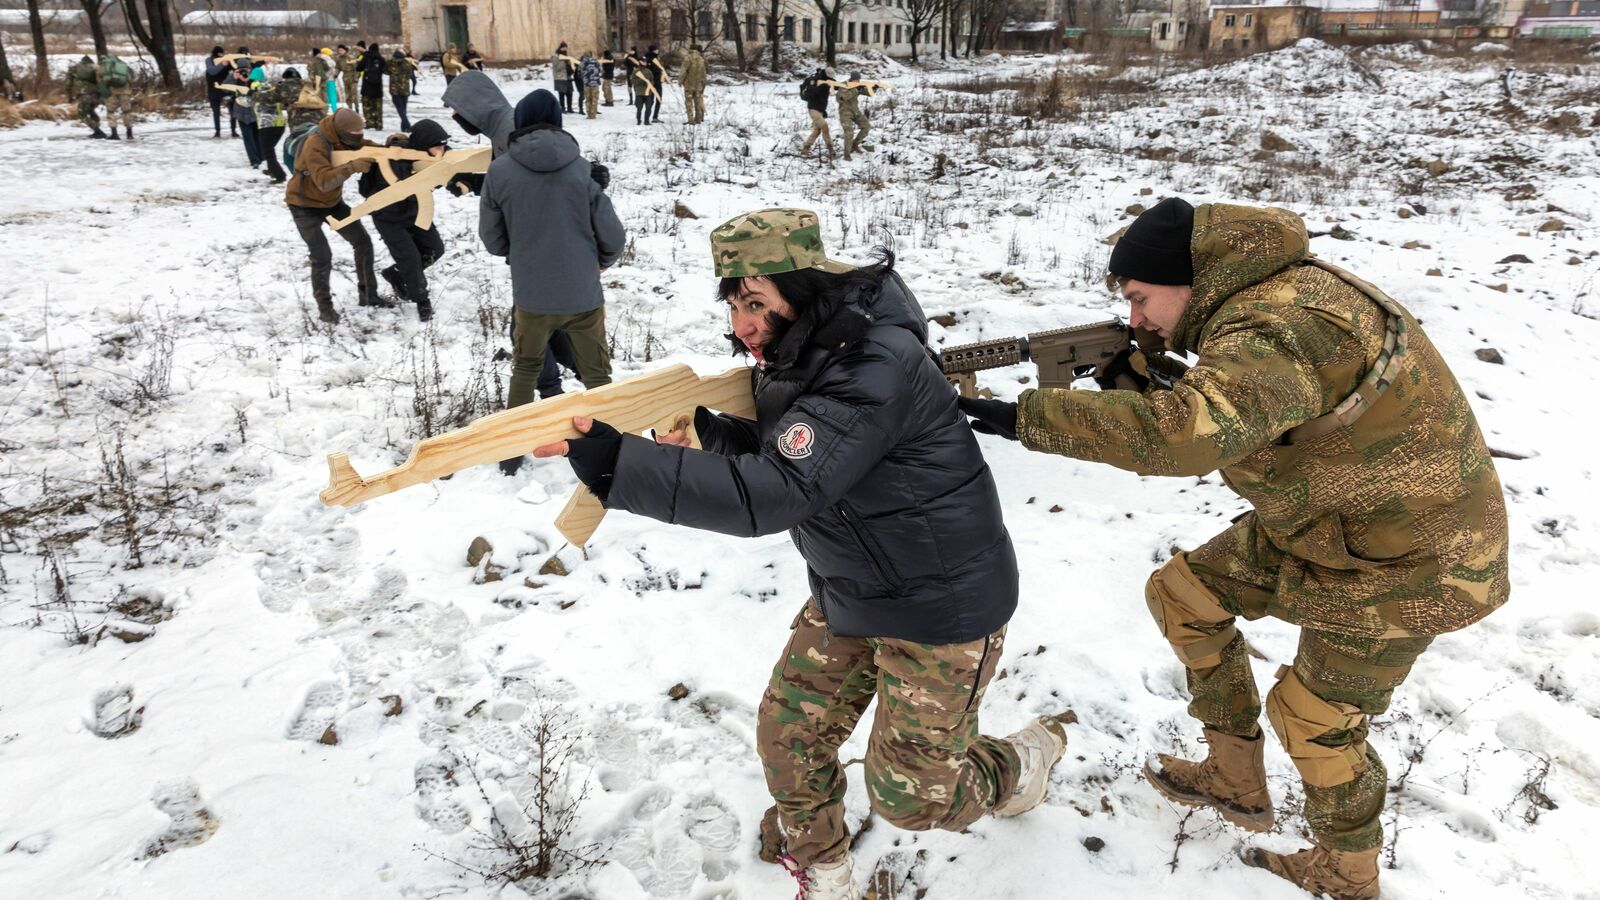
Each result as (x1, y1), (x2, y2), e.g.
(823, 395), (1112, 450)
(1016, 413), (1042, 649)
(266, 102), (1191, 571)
(479, 90), (625, 427)
(531, 208), (1070, 897)
(205, 46), (236, 138)
(358, 43), (385, 128)
(357, 118), (458, 322)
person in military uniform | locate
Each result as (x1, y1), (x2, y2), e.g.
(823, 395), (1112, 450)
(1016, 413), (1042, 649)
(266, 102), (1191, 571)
(67, 55), (107, 139)
(631, 47), (661, 126)
(358, 43), (386, 129)
(337, 44), (360, 108)
(533, 209), (1072, 900)
(834, 71), (871, 161)
(960, 198), (1511, 900)
(98, 53), (136, 140)
(679, 43), (706, 125)
(387, 49), (417, 131)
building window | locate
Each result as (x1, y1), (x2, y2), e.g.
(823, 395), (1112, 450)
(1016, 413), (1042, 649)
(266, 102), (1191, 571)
(1222, 37), (1233, 47)
(1244, 13), (1253, 25)
(1178, 20), (1186, 33)
(848, 21), (856, 41)
(803, 17), (812, 41)
(1224, 14), (1235, 26)
(698, 9), (713, 40)
(747, 13), (757, 40)
(1241, 37), (1251, 48)
(784, 15), (795, 40)
(874, 23), (881, 41)
(1295, 12), (1306, 24)
(670, 9), (688, 40)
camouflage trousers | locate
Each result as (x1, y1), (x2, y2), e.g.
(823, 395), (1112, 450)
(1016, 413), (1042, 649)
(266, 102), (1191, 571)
(839, 110), (869, 154)
(755, 600), (1019, 868)
(104, 91), (133, 129)
(77, 97), (101, 130)
(1163, 513), (1433, 852)
(361, 92), (383, 129)
(684, 88), (704, 124)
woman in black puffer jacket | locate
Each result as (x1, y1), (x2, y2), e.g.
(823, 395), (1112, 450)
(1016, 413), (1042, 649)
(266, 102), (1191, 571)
(536, 208), (1068, 896)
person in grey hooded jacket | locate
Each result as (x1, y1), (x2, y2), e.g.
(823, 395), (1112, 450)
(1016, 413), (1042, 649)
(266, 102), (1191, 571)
(479, 89), (626, 417)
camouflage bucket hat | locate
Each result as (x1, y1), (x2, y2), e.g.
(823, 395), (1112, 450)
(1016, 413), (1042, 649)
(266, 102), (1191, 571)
(710, 208), (856, 278)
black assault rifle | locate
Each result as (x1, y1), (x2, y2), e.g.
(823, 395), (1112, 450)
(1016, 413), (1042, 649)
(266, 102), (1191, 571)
(938, 319), (1186, 397)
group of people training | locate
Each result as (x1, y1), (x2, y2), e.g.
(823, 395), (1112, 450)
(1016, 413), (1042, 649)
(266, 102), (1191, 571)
(526, 199), (1509, 900)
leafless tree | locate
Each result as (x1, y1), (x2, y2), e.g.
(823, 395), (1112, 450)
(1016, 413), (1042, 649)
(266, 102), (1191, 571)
(24, 0), (48, 84)
(811, 0), (854, 66)
(80, 0), (113, 59)
(897, 0), (945, 62)
(121, 0), (182, 88)
(722, 0), (746, 67)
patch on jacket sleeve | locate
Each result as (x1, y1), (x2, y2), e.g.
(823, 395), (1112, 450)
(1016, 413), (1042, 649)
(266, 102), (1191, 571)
(778, 422), (816, 459)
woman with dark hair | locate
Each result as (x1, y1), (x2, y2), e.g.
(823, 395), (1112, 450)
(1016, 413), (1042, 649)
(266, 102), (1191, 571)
(535, 209), (1069, 899)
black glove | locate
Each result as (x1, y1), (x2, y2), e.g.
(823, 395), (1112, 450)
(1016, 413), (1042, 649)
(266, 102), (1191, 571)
(450, 112), (482, 136)
(589, 161), (610, 190)
(957, 396), (1019, 442)
(1093, 346), (1151, 393)
(565, 419), (623, 500)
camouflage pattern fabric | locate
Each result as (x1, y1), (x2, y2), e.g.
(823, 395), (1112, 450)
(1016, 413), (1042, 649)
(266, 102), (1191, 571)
(338, 54), (361, 98)
(361, 91), (383, 129)
(103, 91), (133, 129)
(68, 57), (103, 128)
(709, 207), (855, 278)
(386, 57), (415, 97)
(754, 600), (1019, 868)
(1180, 540), (1430, 850)
(837, 87), (870, 152)
(679, 49), (707, 91)
(1016, 202), (1509, 640)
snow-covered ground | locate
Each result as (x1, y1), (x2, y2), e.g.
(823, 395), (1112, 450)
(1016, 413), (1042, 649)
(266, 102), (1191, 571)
(2, 41), (1599, 899)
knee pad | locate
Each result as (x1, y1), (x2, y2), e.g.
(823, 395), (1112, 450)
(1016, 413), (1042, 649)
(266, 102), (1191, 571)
(1265, 665), (1367, 788)
(1144, 554), (1237, 669)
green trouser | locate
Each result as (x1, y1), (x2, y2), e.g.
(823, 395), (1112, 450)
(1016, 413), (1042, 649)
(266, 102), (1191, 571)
(755, 600), (1019, 868)
(361, 92), (383, 129)
(507, 306), (612, 408)
(1169, 512), (1432, 851)
(78, 97), (101, 129)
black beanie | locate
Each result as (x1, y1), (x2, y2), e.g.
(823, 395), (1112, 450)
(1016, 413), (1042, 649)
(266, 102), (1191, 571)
(514, 89), (563, 129)
(1108, 197), (1195, 286)
(407, 119), (450, 151)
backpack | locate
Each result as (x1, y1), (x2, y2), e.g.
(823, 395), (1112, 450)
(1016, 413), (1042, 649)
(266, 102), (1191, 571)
(283, 122), (322, 172)
(104, 57), (132, 89)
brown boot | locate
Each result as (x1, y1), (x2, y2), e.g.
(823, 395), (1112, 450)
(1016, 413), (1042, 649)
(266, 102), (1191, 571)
(1242, 843), (1380, 900)
(1143, 727), (1273, 831)
(757, 805), (784, 864)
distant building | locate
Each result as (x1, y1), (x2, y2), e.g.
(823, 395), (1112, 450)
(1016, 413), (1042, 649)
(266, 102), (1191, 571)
(1208, 3), (1320, 50)
(180, 10), (352, 34)
(1311, 0), (1443, 34)
(1150, 14), (1192, 49)
(398, 0), (607, 60)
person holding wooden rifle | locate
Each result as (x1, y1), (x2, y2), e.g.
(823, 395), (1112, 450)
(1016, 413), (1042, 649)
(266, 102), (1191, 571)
(551, 41), (576, 114)
(205, 46), (236, 138)
(532, 208), (1070, 899)
(799, 68), (834, 160)
(354, 119), (461, 323)
(479, 90), (626, 474)
(284, 108), (387, 324)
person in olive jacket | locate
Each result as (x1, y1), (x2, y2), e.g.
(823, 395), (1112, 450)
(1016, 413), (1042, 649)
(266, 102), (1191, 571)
(533, 209), (1071, 899)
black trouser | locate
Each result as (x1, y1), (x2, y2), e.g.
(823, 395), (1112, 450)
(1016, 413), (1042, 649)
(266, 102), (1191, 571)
(556, 81), (573, 112)
(537, 329), (579, 398)
(256, 126), (287, 180)
(444, 73), (456, 87)
(636, 96), (656, 124)
(288, 201), (376, 304)
(208, 91), (231, 136)
(392, 94), (411, 131)
(374, 218), (444, 303)
(238, 120), (261, 166)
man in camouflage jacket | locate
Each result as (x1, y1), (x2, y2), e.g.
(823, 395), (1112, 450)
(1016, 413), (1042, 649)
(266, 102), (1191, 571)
(67, 55), (107, 139)
(386, 50), (417, 131)
(961, 198), (1509, 900)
